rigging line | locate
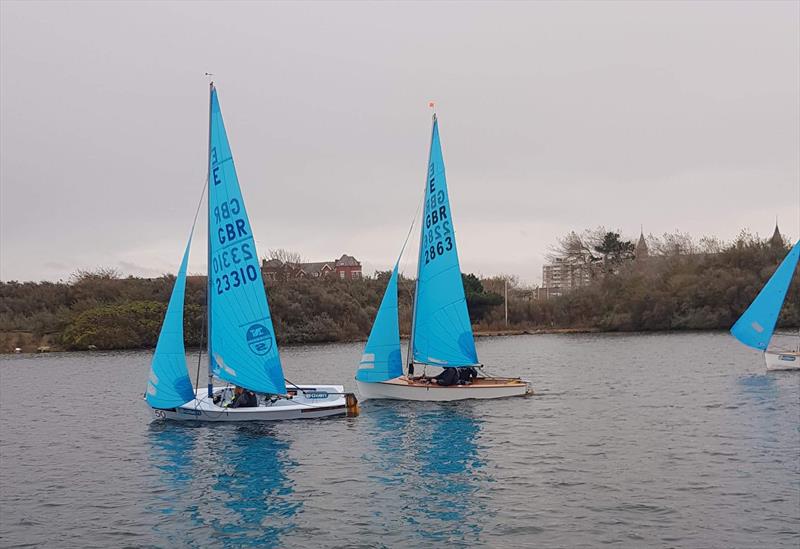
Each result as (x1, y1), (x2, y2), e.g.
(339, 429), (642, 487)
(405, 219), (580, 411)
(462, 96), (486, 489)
(194, 305), (207, 394)
(284, 377), (308, 395)
(283, 378), (352, 397)
(190, 174), (209, 237)
(395, 190), (425, 268)
(188, 174), (209, 404)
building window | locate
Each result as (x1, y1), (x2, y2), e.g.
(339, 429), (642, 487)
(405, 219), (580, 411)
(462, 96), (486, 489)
(339, 271), (345, 279)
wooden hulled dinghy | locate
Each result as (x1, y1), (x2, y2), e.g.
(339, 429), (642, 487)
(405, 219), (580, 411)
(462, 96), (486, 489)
(356, 375), (531, 401)
(355, 110), (531, 401)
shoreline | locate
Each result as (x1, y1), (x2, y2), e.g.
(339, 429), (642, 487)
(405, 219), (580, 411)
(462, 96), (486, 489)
(2, 327), (590, 354)
(2, 326), (756, 355)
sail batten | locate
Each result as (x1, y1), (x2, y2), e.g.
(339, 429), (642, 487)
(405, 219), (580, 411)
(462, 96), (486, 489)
(410, 116), (478, 367)
(146, 236), (195, 409)
(731, 240), (800, 351)
(207, 86), (286, 395)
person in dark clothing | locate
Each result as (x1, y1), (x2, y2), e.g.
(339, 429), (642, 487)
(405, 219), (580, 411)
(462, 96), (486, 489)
(458, 367), (478, 384)
(433, 367), (460, 386)
(230, 386), (258, 408)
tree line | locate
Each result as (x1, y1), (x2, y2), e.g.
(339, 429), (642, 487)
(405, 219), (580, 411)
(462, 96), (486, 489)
(0, 266), (504, 352)
(479, 228), (799, 333)
(0, 229), (797, 352)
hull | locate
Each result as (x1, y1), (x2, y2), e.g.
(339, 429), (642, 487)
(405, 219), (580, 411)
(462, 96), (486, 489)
(765, 351), (800, 371)
(148, 385), (358, 422)
(356, 376), (532, 401)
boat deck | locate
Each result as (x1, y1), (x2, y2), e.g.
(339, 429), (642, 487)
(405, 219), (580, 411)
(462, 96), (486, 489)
(387, 376), (529, 389)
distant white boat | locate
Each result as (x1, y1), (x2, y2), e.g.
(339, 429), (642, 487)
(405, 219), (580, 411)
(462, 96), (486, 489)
(355, 113), (531, 401)
(730, 240), (800, 371)
(144, 83), (358, 421)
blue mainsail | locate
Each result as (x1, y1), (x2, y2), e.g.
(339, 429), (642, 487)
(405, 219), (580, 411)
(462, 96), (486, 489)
(207, 86), (286, 395)
(411, 116), (478, 367)
(146, 236), (195, 409)
(356, 264), (403, 382)
(731, 240), (800, 351)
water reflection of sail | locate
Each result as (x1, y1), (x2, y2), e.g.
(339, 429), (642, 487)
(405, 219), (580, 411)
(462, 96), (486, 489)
(147, 424), (299, 547)
(364, 402), (489, 544)
(148, 423), (196, 515)
(210, 425), (300, 546)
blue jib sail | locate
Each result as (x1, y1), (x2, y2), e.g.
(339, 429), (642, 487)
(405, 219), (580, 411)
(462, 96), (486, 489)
(357, 264), (403, 382)
(146, 236), (195, 409)
(411, 116), (478, 367)
(731, 240), (800, 351)
(208, 86), (286, 395)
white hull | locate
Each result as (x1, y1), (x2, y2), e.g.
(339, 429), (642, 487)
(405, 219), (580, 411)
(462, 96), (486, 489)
(356, 376), (532, 401)
(765, 351), (800, 371)
(148, 385), (357, 422)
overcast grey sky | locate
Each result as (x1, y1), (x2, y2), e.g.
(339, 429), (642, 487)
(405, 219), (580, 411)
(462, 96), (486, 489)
(1, 1), (798, 284)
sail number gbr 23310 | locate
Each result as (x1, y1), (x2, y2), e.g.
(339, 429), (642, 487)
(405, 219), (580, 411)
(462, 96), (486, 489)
(211, 197), (259, 295)
(422, 163), (453, 265)
(210, 146), (260, 295)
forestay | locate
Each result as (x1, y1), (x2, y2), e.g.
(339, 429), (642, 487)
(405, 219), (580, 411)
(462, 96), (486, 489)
(357, 264), (403, 382)
(731, 240), (800, 350)
(146, 236), (195, 409)
(207, 86), (286, 395)
(411, 116), (478, 367)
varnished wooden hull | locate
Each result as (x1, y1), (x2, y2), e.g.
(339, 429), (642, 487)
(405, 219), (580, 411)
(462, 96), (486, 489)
(356, 376), (532, 401)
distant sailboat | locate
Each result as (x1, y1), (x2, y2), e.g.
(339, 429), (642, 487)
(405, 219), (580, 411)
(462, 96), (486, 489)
(356, 113), (531, 400)
(730, 240), (800, 371)
(145, 83), (358, 420)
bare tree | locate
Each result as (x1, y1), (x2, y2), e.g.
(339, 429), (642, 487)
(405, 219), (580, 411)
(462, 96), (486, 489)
(546, 230), (598, 265)
(69, 267), (121, 284)
(651, 231), (696, 256)
(698, 235), (725, 254)
(481, 274), (520, 295)
(266, 249), (303, 266)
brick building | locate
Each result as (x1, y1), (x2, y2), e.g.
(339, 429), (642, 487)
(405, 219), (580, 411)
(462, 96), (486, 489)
(261, 254), (362, 281)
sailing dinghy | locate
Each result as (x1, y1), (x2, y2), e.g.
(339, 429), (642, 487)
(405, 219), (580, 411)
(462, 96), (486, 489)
(145, 83), (358, 421)
(730, 239), (800, 371)
(355, 113), (532, 400)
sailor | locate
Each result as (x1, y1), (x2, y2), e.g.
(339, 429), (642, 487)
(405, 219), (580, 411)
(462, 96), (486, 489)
(433, 367), (460, 386)
(458, 367), (478, 384)
(230, 386), (258, 408)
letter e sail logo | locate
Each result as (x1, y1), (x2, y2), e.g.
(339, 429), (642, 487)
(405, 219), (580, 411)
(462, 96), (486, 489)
(246, 323), (273, 355)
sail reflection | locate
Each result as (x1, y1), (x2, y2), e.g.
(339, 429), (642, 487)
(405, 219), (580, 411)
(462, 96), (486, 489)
(737, 373), (779, 404)
(147, 423), (299, 547)
(363, 402), (489, 545)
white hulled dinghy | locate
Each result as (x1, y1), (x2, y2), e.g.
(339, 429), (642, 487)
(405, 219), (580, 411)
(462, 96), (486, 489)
(355, 112), (532, 401)
(730, 239), (800, 371)
(145, 83), (358, 421)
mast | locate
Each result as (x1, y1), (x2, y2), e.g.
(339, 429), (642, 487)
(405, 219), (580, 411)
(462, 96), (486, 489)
(406, 112), (437, 375)
(206, 81), (214, 397)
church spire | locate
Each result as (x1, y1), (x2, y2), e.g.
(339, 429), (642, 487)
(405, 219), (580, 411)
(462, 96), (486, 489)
(770, 219), (783, 248)
(635, 226), (649, 259)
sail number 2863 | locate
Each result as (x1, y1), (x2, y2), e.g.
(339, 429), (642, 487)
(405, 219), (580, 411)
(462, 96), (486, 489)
(422, 213), (453, 265)
(424, 235), (453, 264)
(422, 168), (453, 265)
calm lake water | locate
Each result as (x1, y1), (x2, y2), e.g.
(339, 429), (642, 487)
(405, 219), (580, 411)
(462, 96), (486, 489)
(0, 332), (798, 548)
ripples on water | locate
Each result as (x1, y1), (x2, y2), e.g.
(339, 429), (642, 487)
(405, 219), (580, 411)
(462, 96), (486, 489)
(0, 332), (798, 548)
